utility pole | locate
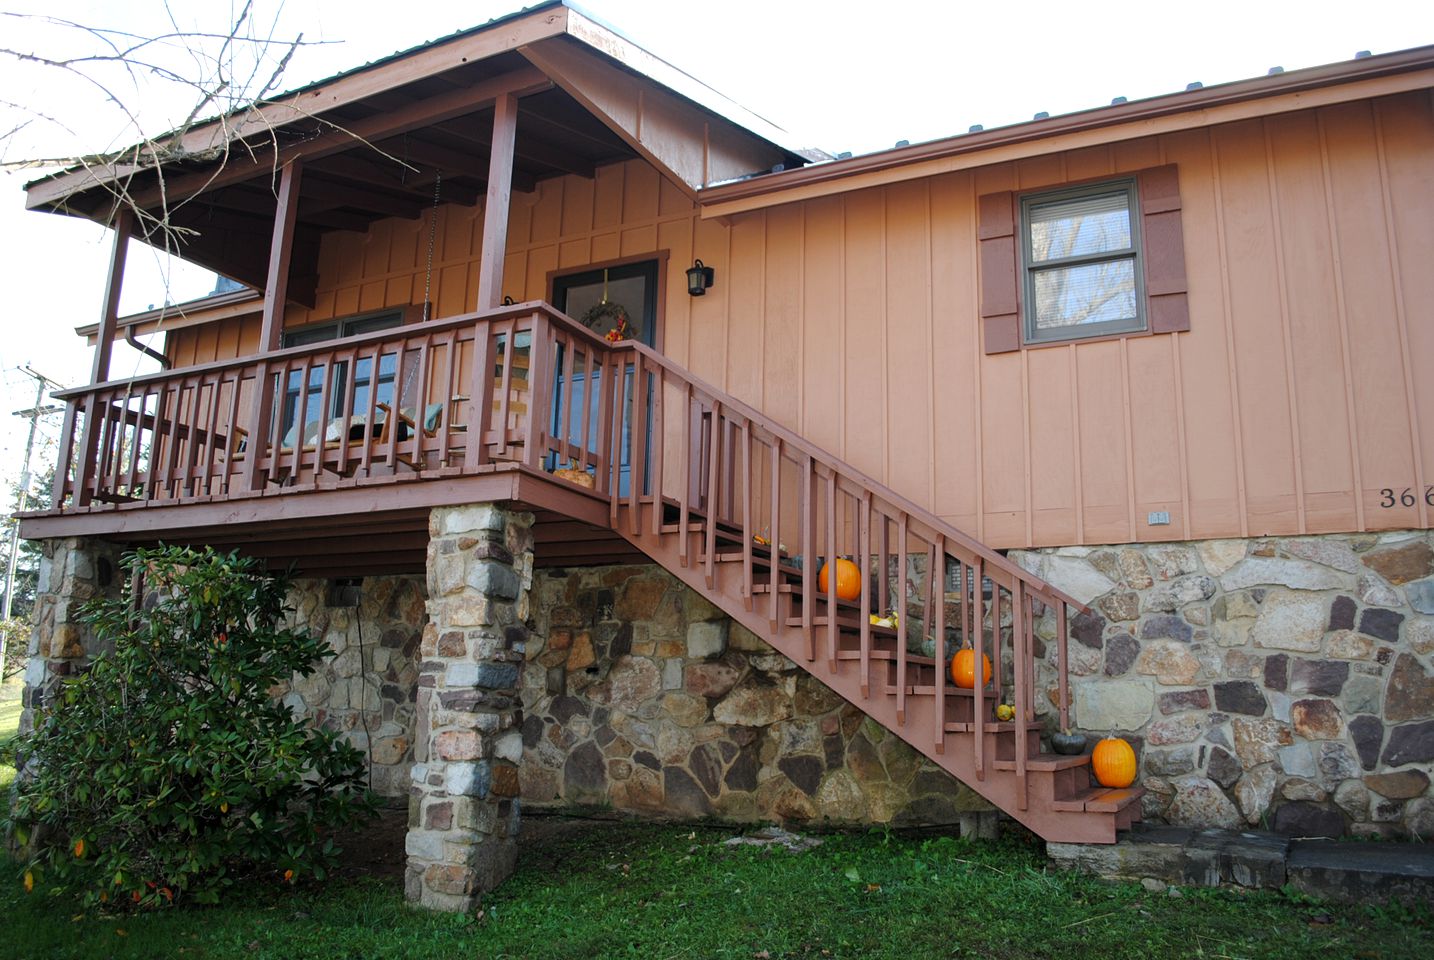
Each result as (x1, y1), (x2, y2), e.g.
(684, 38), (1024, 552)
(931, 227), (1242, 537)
(1, 365), (65, 679)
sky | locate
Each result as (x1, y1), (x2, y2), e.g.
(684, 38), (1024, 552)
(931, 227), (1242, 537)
(0, 0), (1430, 500)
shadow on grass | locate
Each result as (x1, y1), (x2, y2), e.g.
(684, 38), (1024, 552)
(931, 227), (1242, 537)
(1, 818), (1430, 960)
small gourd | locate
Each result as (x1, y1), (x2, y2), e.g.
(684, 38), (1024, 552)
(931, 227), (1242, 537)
(950, 647), (992, 689)
(817, 558), (862, 602)
(1092, 736), (1137, 788)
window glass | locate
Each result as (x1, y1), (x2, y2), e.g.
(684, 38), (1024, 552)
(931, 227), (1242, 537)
(1031, 260), (1138, 332)
(279, 310), (404, 443)
(554, 260), (658, 347)
(1028, 191), (1133, 263)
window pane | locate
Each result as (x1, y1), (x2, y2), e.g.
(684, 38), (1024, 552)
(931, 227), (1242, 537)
(342, 312), (403, 337)
(1031, 260), (1138, 331)
(1029, 191), (1132, 263)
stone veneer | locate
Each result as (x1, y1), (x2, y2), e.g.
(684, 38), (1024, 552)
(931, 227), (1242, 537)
(18, 537), (126, 738)
(520, 564), (994, 828)
(405, 504), (533, 912)
(1012, 531), (1434, 838)
(272, 577), (426, 799)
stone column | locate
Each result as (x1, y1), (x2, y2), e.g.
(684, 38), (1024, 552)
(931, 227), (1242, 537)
(406, 503), (533, 912)
(18, 537), (123, 738)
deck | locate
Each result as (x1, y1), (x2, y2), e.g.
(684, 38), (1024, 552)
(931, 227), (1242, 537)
(20, 299), (1139, 842)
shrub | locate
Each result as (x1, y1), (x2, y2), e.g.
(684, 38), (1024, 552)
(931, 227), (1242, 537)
(4, 546), (374, 906)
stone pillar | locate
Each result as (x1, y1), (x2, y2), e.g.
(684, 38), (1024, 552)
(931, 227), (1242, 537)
(18, 537), (123, 738)
(406, 503), (533, 912)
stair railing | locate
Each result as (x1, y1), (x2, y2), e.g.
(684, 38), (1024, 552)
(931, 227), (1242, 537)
(533, 309), (1084, 796)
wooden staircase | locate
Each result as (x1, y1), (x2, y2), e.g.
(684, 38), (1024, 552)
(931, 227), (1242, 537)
(527, 320), (1146, 843)
(609, 498), (1142, 843)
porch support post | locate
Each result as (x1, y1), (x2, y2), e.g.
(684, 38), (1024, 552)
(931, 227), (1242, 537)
(258, 159), (303, 351)
(408, 502), (532, 912)
(476, 93), (518, 311)
(70, 211), (132, 505)
(242, 160), (303, 490)
(91, 209), (132, 383)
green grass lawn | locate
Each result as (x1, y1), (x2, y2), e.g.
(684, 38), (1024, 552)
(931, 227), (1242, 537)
(1, 819), (1428, 960)
(0, 678), (22, 793)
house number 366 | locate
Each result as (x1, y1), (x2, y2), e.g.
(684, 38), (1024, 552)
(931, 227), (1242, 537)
(1379, 486), (1434, 508)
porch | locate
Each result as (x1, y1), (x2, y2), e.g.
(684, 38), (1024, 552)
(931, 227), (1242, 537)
(24, 301), (650, 575)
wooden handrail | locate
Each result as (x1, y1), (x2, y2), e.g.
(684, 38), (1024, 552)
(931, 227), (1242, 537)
(607, 338), (1085, 611)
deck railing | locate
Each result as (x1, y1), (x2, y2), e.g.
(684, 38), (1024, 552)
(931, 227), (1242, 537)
(49, 299), (1077, 797)
(49, 303), (619, 507)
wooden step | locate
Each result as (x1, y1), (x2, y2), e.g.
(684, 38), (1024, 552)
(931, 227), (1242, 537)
(659, 522), (707, 535)
(1050, 785), (1147, 813)
(835, 648), (935, 668)
(992, 753), (1090, 773)
(944, 720), (1024, 734)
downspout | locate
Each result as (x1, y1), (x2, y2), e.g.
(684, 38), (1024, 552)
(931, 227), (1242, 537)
(124, 326), (169, 369)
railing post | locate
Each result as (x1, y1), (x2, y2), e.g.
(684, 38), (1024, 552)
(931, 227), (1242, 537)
(800, 455), (814, 661)
(703, 400), (721, 589)
(768, 437), (782, 630)
(895, 513), (909, 725)
(933, 537), (946, 755)
(525, 311), (552, 471)
(973, 557), (985, 781)
(465, 320), (493, 470)
(50, 403), (78, 506)
(1057, 601), (1070, 733)
(858, 492), (871, 698)
(1013, 581), (1028, 811)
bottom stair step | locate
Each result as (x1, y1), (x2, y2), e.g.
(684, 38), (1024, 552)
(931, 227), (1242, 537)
(1050, 785), (1147, 813)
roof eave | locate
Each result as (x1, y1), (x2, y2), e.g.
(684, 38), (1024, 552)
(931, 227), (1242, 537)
(697, 43), (1434, 212)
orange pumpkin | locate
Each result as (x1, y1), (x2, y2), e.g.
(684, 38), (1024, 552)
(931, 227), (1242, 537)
(950, 648), (992, 688)
(817, 558), (862, 602)
(1092, 737), (1137, 788)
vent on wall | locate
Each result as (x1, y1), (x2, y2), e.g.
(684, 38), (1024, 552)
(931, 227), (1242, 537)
(327, 578), (362, 608)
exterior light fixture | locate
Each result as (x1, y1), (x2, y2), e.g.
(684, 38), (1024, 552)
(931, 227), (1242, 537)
(686, 259), (714, 296)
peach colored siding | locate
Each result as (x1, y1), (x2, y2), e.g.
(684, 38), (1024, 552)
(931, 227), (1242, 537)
(165, 92), (1434, 549)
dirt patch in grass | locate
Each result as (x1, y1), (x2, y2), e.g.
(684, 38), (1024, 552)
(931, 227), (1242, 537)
(331, 805), (625, 884)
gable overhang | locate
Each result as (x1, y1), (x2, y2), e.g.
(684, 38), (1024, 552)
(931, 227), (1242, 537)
(22, 1), (809, 302)
(697, 44), (1434, 219)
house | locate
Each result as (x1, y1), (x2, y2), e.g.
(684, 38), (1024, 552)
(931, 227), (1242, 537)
(16, 1), (1434, 912)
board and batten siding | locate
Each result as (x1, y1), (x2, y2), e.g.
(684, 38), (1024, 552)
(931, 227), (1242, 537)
(164, 91), (1434, 550)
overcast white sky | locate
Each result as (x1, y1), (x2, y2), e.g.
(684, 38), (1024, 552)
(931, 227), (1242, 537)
(0, 0), (1430, 498)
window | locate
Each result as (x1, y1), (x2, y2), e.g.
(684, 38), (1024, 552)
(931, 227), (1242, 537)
(1020, 180), (1143, 343)
(978, 165), (1189, 354)
(279, 310), (404, 444)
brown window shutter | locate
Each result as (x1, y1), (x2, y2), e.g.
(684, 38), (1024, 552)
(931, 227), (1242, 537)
(1138, 165), (1189, 334)
(978, 190), (1021, 354)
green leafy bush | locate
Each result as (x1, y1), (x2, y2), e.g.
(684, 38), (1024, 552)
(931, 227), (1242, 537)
(4, 546), (374, 906)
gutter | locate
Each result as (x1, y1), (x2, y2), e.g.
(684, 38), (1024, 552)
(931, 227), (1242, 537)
(75, 288), (261, 340)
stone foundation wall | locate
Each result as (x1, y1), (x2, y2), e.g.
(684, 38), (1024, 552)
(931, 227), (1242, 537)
(19, 537), (126, 737)
(520, 565), (992, 826)
(1012, 531), (1434, 838)
(273, 577), (427, 799)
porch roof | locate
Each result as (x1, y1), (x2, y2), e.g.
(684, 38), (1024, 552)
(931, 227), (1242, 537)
(23, 1), (811, 305)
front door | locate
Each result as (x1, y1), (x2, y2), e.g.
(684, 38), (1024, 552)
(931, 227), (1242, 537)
(552, 260), (659, 496)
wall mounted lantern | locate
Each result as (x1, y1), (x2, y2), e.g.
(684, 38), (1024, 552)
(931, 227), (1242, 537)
(686, 259), (715, 296)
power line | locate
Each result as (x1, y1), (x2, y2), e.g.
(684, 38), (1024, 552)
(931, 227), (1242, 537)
(1, 364), (67, 678)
